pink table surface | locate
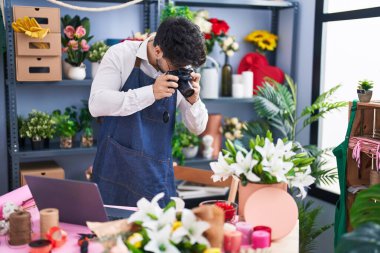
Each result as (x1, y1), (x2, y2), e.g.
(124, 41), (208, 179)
(0, 185), (136, 253)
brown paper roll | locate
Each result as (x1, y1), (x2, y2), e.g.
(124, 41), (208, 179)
(9, 211), (32, 245)
(40, 208), (59, 239)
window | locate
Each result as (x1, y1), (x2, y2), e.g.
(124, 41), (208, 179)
(312, 1), (380, 199)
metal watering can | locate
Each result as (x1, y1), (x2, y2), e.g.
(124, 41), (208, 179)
(198, 56), (220, 99)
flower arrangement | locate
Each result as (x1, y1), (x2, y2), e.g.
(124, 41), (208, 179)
(210, 131), (315, 198)
(61, 15), (93, 66)
(222, 117), (246, 141)
(193, 10), (230, 54)
(245, 30), (278, 54)
(19, 110), (56, 142)
(89, 193), (224, 253)
(172, 121), (201, 164)
(218, 36), (239, 57)
(88, 41), (109, 63)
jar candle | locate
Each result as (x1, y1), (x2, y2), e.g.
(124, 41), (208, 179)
(235, 222), (252, 245)
(242, 71), (254, 98)
(224, 230), (242, 253)
(232, 83), (244, 98)
(253, 226), (272, 245)
(251, 230), (270, 249)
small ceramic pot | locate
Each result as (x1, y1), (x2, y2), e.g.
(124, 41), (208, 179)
(60, 136), (73, 149)
(357, 90), (372, 102)
(67, 63), (86, 80)
(182, 146), (199, 159)
(91, 62), (100, 79)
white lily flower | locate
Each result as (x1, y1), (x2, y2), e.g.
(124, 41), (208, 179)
(262, 157), (293, 183)
(255, 138), (278, 163)
(128, 193), (164, 224)
(231, 151), (260, 182)
(144, 207), (177, 231)
(210, 152), (235, 182)
(276, 139), (295, 159)
(144, 225), (180, 253)
(170, 197), (185, 211)
(110, 236), (130, 253)
(171, 209), (210, 247)
(289, 166), (316, 199)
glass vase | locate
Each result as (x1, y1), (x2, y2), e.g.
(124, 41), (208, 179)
(221, 54), (232, 97)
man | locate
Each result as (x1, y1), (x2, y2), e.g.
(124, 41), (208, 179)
(89, 17), (208, 207)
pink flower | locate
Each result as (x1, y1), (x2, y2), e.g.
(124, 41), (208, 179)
(75, 26), (86, 39)
(80, 39), (90, 52)
(62, 47), (68, 53)
(67, 40), (78, 51)
(64, 25), (75, 39)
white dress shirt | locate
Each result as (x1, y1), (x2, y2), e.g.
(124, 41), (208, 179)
(89, 38), (208, 135)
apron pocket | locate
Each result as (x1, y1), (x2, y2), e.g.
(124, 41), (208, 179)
(99, 136), (169, 199)
(142, 99), (166, 123)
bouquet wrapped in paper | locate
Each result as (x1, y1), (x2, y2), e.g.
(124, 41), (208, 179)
(87, 193), (224, 253)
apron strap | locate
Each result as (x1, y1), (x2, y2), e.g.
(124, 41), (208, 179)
(345, 100), (358, 139)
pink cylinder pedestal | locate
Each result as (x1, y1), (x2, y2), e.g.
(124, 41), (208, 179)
(251, 230), (270, 249)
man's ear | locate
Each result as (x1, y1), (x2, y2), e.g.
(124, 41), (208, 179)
(154, 45), (163, 58)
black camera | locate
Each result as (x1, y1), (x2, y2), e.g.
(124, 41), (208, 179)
(166, 68), (194, 98)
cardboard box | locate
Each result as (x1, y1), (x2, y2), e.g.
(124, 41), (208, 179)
(15, 33), (61, 56)
(13, 6), (60, 33)
(16, 56), (62, 81)
(20, 161), (65, 186)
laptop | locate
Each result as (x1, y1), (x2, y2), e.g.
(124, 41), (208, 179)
(25, 175), (135, 225)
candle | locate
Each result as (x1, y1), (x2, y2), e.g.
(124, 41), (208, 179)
(242, 71), (254, 98)
(235, 222), (252, 246)
(253, 226), (272, 246)
(224, 230), (242, 253)
(232, 74), (242, 84)
(251, 230), (270, 249)
(232, 83), (244, 98)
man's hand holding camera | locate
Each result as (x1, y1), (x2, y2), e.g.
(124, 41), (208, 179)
(153, 74), (179, 100)
(186, 72), (201, 105)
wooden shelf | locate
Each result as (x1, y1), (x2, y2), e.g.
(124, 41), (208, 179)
(350, 101), (380, 109)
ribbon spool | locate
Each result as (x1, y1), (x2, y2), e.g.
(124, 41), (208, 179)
(46, 226), (67, 248)
(9, 211), (32, 245)
(40, 208), (59, 239)
(29, 239), (52, 253)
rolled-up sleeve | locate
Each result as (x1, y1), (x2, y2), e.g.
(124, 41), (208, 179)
(178, 95), (208, 135)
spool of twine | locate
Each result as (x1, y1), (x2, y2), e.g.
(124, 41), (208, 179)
(40, 208), (59, 239)
(370, 170), (380, 186)
(9, 211), (32, 245)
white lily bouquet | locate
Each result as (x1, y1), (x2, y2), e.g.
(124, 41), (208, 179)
(210, 131), (316, 198)
(88, 193), (224, 253)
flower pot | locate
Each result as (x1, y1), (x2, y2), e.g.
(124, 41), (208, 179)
(62, 60), (71, 78)
(357, 90), (372, 102)
(238, 182), (287, 220)
(199, 114), (223, 159)
(60, 136), (73, 149)
(81, 134), (94, 148)
(370, 170), (380, 186)
(31, 138), (44, 150)
(182, 146), (199, 159)
(67, 63), (86, 80)
(91, 62), (100, 79)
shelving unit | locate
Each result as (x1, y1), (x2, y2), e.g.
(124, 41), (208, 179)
(4, 0), (298, 190)
(345, 101), (380, 231)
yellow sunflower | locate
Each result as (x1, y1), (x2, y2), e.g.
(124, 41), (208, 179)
(244, 30), (267, 43)
(257, 34), (277, 51)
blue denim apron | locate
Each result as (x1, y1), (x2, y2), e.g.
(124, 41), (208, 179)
(92, 57), (177, 207)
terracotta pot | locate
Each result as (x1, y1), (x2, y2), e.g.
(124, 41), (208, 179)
(238, 182), (287, 220)
(370, 170), (380, 186)
(60, 136), (73, 149)
(200, 114), (223, 159)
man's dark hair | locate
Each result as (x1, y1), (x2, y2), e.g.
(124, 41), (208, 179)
(154, 17), (206, 68)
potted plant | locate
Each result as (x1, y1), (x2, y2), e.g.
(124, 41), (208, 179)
(357, 79), (374, 102)
(19, 110), (56, 150)
(87, 41), (109, 79)
(210, 131), (315, 217)
(79, 100), (94, 148)
(52, 111), (78, 149)
(172, 122), (200, 163)
(61, 15), (93, 80)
